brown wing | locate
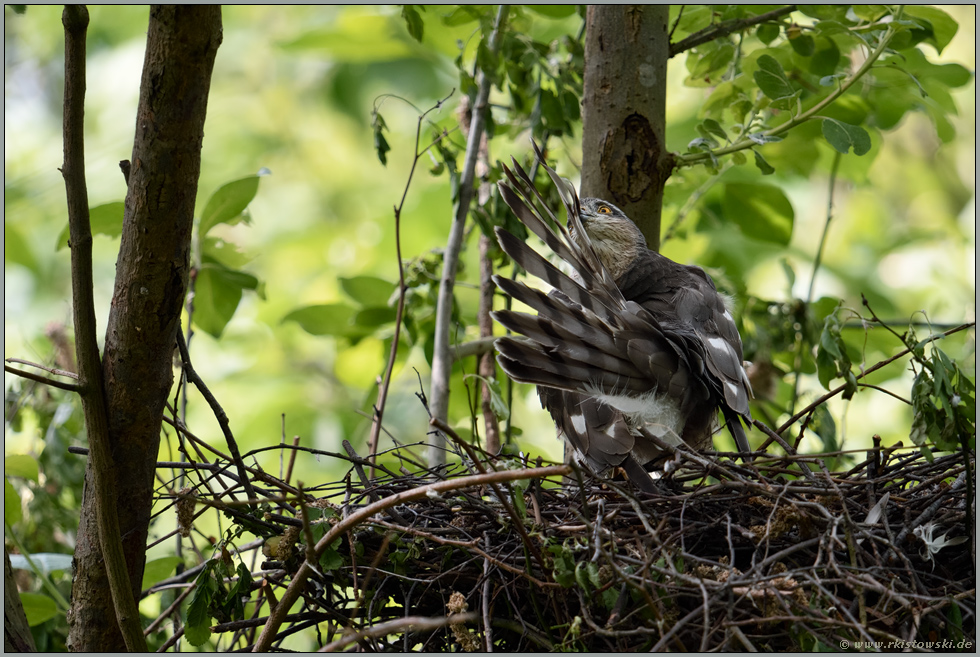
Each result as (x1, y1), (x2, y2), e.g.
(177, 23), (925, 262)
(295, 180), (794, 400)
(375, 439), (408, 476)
(617, 253), (753, 451)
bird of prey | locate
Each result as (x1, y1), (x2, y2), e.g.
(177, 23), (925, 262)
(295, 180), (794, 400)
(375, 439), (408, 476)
(491, 148), (753, 492)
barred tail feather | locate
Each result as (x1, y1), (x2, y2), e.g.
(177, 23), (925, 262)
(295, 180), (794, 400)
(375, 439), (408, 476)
(493, 229), (624, 322)
(492, 311), (644, 379)
(495, 337), (648, 394)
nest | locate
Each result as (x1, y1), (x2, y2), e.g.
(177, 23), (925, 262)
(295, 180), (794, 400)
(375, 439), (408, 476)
(160, 439), (975, 652)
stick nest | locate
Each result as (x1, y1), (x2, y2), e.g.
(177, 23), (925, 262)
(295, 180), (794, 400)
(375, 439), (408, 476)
(182, 444), (975, 651)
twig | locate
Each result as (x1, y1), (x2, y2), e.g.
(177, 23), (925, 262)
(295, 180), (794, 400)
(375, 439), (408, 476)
(773, 322), (975, 437)
(369, 518), (558, 589)
(430, 417), (550, 576)
(319, 613), (477, 652)
(3, 364), (81, 392)
(143, 580), (196, 636)
(669, 5), (797, 57)
(4, 357), (79, 380)
(366, 88), (457, 475)
(450, 336), (498, 361)
(790, 150), (842, 417)
(482, 534), (494, 652)
(175, 327), (256, 502)
(478, 233), (502, 453)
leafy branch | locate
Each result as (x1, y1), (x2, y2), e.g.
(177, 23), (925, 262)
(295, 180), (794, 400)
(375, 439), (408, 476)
(771, 321), (975, 440)
(675, 11), (901, 168)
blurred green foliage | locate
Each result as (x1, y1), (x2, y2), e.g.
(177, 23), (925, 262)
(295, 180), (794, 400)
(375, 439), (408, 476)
(4, 5), (975, 650)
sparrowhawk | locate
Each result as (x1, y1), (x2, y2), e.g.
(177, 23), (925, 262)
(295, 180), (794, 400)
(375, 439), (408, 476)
(491, 148), (753, 492)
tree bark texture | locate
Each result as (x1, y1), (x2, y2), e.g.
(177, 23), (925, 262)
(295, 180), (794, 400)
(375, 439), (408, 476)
(5, 550), (37, 652)
(581, 5), (673, 251)
(68, 6), (222, 651)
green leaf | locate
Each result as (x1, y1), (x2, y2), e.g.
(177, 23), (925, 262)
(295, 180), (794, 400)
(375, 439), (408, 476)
(201, 236), (252, 269)
(19, 592), (59, 626)
(281, 303), (357, 337)
(280, 15), (415, 61)
(185, 564), (218, 647)
(372, 112), (390, 166)
(673, 5), (712, 34)
(57, 201), (125, 251)
(788, 33), (815, 57)
(549, 542), (576, 588)
(686, 41), (736, 86)
(442, 6), (486, 27)
(142, 556), (183, 590)
(756, 23), (780, 45)
(574, 562), (592, 593)
(5, 454), (39, 482)
(199, 176), (261, 237)
(753, 54), (795, 100)
(816, 311), (856, 398)
(904, 6), (958, 55)
(821, 119), (871, 156)
(485, 376), (510, 421)
(810, 403), (838, 452)
(400, 5), (423, 43)
(320, 542), (345, 572)
(339, 275), (394, 307)
(353, 306), (397, 327)
(722, 183), (794, 246)
(5, 222), (38, 270)
(851, 5), (888, 21)
(947, 597), (965, 642)
(752, 149), (775, 175)
(511, 486), (527, 520)
(5, 478), (23, 526)
(800, 6), (851, 21)
(700, 118), (728, 142)
(193, 264), (259, 338)
(809, 37), (841, 76)
(527, 5), (577, 19)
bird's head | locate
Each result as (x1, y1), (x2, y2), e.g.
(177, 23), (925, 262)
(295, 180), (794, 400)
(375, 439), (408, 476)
(574, 197), (646, 280)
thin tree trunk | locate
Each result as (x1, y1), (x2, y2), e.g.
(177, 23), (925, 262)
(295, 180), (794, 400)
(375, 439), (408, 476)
(428, 5), (508, 467)
(581, 5), (673, 250)
(5, 550), (36, 652)
(67, 6), (222, 651)
(478, 234), (501, 454)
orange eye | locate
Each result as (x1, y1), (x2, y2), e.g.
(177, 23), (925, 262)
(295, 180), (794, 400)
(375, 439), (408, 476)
(597, 206), (611, 214)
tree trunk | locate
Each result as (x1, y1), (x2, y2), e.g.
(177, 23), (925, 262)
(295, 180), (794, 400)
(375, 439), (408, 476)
(581, 5), (673, 251)
(67, 6), (222, 651)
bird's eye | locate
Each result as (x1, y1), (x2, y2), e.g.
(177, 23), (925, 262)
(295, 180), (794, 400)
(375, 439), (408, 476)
(597, 206), (611, 215)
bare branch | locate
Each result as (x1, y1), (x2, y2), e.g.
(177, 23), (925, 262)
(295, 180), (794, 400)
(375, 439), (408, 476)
(175, 327), (256, 502)
(429, 5), (510, 466)
(320, 613), (478, 652)
(4, 364), (81, 392)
